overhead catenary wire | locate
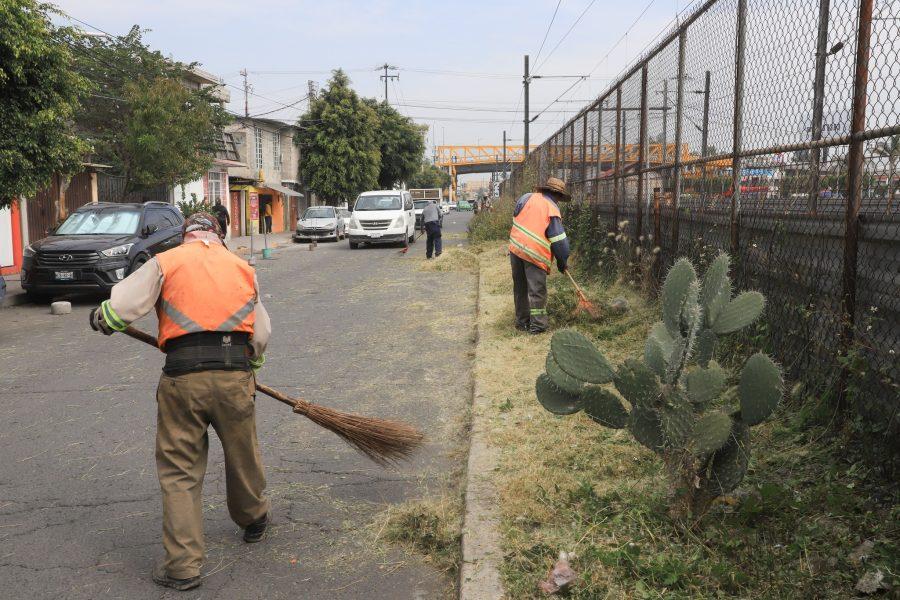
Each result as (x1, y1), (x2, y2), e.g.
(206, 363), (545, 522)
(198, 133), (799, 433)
(534, 0), (599, 73)
(533, 0), (564, 67)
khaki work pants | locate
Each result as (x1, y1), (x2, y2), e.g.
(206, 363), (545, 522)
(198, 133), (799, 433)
(155, 370), (269, 579)
(511, 253), (549, 332)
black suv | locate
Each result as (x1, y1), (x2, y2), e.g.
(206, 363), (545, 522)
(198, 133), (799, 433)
(22, 202), (183, 300)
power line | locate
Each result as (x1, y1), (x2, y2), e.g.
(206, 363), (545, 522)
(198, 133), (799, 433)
(249, 95), (310, 118)
(533, 0), (564, 66)
(397, 67), (520, 79)
(535, 0), (599, 73)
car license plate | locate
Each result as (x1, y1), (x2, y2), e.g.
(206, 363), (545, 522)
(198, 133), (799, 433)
(370, 232), (382, 238)
(54, 270), (75, 281)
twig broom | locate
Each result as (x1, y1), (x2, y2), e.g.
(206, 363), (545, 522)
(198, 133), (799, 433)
(122, 326), (424, 467)
(564, 270), (602, 319)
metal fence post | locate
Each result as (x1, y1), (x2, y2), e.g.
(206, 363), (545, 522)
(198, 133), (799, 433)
(672, 28), (687, 256)
(637, 65), (649, 244)
(614, 87), (623, 228)
(581, 112), (588, 189)
(839, 0), (874, 413)
(809, 0), (832, 214)
(731, 0), (747, 257)
(596, 101), (604, 204)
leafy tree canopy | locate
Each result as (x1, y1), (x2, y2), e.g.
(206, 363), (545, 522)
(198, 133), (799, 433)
(407, 159), (451, 190)
(296, 70), (381, 204)
(0, 0), (89, 208)
(363, 99), (426, 189)
(62, 25), (229, 194)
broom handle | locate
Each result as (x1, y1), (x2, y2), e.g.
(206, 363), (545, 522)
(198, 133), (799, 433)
(564, 269), (587, 296)
(122, 326), (305, 412)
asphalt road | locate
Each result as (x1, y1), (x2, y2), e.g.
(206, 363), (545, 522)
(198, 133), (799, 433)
(0, 212), (476, 599)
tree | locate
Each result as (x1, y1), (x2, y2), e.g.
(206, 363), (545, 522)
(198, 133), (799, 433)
(407, 159), (451, 190)
(119, 77), (228, 192)
(364, 99), (426, 189)
(872, 134), (899, 209)
(295, 70), (380, 204)
(0, 0), (89, 208)
(63, 26), (229, 195)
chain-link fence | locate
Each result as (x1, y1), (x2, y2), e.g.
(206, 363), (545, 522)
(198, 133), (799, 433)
(504, 0), (899, 462)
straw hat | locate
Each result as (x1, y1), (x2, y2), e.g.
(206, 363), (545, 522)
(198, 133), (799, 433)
(535, 177), (571, 201)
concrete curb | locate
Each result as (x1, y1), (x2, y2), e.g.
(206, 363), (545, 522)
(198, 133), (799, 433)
(459, 264), (505, 600)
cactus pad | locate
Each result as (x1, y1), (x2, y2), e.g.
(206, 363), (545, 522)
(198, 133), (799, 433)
(701, 419), (750, 496)
(550, 329), (615, 384)
(614, 359), (660, 408)
(685, 361), (727, 406)
(701, 253), (732, 326)
(692, 410), (733, 455)
(659, 392), (695, 448)
(695, 328), (718, 367)
(739, 352), (782, 425)
(661, 259), (698, 337)
(645, 322), (673, 377)
(711, 291), (765, 334)
(582, 387), (629, 429)
(629, 405), (665, 453)
(545, 352), (585, 395)
(536, 374), (583, 415)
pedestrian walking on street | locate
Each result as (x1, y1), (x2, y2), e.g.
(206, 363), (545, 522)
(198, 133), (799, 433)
(422, 199), (443, 259)
(263, 202), (273, 234)
(508, 177), (571, 334)
(212, 199), (230, 237)
(88, 212), (271, 592)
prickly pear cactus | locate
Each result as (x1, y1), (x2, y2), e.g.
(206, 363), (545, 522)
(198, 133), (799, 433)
(533, 252), (783, 516)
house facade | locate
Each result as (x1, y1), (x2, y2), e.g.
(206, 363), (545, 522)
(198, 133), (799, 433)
(225, 117), (306, 237)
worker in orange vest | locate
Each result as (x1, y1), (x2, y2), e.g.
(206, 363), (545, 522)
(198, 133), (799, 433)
(508, 177), (571, 334)
(88, 212), (271, 591)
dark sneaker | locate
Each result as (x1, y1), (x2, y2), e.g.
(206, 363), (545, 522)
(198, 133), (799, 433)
(243, 513), (269, 543)
(152, 564), (201, 591)
(515, 323), (529, 332)
(528, 327), (547, 335)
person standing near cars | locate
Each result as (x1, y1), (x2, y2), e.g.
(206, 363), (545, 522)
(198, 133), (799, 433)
(422, 200), (443, 259)
(508, 177), (570, 334)
(212, 199), (230, 238)
(88, 212), (271, 592)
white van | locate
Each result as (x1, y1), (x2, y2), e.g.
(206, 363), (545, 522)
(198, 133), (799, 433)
(347, 190), (416, 249)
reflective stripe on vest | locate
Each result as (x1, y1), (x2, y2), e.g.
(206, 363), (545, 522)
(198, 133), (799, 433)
(508, 192), (561, 272)
(155, 241), (256, 350)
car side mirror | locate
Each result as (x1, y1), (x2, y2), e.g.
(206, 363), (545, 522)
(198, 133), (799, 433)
(141, 223), (159, 237)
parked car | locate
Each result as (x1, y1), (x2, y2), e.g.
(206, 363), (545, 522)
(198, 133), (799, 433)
(338, 208), (352, 234)
(21, 201), (183, 301)
(456, 199), (473, 211)
(347, 190), (416, 249)
(414, 199), (430, 230)
(293, 205), (345, 242)
(440, 202), (451, 215)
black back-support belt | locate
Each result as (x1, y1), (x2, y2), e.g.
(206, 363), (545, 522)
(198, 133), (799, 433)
(163, 332), (251, 376)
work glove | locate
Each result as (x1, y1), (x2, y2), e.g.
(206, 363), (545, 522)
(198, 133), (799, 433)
(249, 353), (265, 374)
(89, 307), (115, 335)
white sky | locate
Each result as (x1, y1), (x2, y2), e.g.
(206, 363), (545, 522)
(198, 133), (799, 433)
(50, 0), (693, 156)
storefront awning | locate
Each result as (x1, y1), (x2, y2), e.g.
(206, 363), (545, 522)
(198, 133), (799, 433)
(263, 182), (304, 198)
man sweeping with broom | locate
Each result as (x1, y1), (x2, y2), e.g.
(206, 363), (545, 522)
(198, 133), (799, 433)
(508, 177), (571, 334)
(88, 212), (270, 591)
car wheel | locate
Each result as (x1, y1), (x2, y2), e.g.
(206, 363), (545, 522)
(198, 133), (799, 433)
(129, 254), (149, 275)
(349, 241), (359, 249)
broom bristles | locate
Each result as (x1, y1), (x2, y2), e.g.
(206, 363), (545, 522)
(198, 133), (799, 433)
(296, 402), (425, 467)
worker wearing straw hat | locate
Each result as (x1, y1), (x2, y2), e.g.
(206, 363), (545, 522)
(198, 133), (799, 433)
(88, 212), (271, 591)
(508, 177), (571, 334)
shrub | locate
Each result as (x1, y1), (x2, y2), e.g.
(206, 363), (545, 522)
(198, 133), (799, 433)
(468, 194), (515, 243)
(177, 193), (212, 218)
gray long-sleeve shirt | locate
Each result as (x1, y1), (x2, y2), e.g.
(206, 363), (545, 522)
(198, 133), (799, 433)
(422, 202), (442, 225)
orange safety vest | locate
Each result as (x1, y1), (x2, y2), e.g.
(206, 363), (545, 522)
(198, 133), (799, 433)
(508, 192), (561, 272)
(154, 241), (256, 350)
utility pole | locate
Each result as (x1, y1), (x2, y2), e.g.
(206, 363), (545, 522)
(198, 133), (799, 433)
(523, 55), (530, 157)
(378, 63), (399, 104)
(240, 68), (249, 117)
(700, 70), (711, 159)
(502, 130), (507, 179)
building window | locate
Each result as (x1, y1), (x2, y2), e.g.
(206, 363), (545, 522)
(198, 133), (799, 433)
(273, 132), (281, 169)
(208, 171), (225, 204)
(254, 126), (263, 170)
